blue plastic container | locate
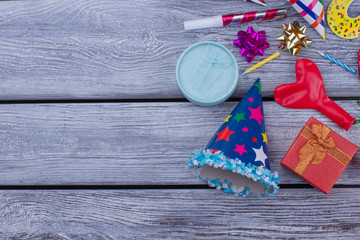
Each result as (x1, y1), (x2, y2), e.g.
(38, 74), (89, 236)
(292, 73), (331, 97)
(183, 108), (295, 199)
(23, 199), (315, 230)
(176, 41), (239, 106)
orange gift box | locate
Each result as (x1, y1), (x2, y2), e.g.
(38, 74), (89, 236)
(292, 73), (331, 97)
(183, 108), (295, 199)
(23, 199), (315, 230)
(281, 117), (358, 194)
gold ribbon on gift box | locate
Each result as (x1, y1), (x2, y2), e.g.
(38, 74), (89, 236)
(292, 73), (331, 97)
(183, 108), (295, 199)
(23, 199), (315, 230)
(293, 123), (351, 175)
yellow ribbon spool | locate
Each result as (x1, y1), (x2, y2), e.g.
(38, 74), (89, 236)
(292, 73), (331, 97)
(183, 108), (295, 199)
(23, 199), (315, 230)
(327, 0), (360, 39)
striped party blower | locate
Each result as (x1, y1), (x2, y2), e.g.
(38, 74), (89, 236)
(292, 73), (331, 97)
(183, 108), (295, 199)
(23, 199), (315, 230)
(288, 0), (326, 40)
(184, 9), (287, 30)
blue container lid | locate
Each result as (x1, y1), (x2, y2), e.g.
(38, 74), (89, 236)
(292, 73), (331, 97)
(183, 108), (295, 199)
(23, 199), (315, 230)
(176, 41), (239, 106)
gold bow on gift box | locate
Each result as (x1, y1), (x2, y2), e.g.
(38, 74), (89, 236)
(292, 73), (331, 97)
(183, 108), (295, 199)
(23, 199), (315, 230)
(293, 124), (351, 175)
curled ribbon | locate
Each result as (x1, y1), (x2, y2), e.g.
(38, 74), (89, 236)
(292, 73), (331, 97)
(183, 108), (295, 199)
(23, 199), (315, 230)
(294, 124), (336, 175)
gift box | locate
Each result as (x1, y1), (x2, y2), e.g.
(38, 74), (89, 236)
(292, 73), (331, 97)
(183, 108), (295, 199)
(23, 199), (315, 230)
(281, 117), (358, 194)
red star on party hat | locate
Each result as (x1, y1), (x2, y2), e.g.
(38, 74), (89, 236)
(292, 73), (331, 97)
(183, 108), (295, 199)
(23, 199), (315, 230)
(188, 78), (280, 196)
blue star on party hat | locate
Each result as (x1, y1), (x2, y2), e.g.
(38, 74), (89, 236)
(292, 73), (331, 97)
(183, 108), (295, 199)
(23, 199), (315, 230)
(188, 78), (280, 196)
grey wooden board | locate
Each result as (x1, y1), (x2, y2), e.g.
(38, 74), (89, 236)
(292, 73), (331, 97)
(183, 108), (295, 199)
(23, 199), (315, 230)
(0, 189), (360, 239)
(0, 0), (359, 100)
(0, 101), (359, 185)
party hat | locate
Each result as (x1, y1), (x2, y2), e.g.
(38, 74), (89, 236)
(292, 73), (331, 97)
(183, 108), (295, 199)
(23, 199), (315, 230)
(188, 79), (280, 196)
(287, 0), (326, 40)
(244, 0), (266, 7)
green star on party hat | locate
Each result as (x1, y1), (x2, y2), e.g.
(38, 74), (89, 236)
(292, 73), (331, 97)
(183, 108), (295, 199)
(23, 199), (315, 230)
(188, 78), (280, 196)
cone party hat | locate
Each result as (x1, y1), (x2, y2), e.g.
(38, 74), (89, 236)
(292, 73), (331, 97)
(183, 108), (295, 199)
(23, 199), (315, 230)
(188, 79), (280, 196)
(287, 0), (326, 40)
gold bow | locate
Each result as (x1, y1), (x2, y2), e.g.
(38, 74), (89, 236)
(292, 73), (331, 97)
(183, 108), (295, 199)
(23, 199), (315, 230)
(277, 21), (312, 56)
(294, 124), (336, 175)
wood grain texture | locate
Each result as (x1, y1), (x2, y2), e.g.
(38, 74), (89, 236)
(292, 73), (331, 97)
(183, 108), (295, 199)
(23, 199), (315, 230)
(0, 0), (359, 100)
(0, 101), (359, 185)
(0, 189), (360, 239)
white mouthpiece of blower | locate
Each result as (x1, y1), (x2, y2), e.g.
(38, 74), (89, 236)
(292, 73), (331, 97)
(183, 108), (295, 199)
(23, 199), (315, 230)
(184, 15), (223, 30)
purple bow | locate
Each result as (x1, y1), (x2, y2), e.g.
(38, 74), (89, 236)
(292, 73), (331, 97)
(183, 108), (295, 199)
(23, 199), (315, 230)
(233, 26), (270, 63)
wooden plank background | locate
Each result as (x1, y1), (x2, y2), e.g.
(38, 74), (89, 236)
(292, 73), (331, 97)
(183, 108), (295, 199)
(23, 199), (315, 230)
(0, 0), (359, 239)
(1, 189), (360, 239)
(0, 101), (359, 186)
(0, 0), (359, 100)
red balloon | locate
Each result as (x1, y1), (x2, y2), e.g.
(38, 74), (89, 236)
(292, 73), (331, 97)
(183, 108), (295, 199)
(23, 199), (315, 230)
(274, 59), (355, 130)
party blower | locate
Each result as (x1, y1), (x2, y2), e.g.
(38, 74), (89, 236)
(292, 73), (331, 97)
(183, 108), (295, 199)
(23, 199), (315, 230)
(184, 9), (287, 30)
(274, 59), (356, 131)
